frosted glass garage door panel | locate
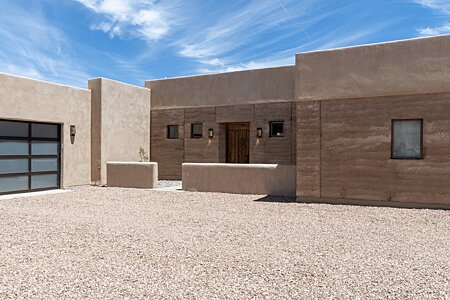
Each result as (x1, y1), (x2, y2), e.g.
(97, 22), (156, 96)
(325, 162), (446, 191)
(0, 159), (28, 174)
(0, 140), (28, 155)
(32, 158), (58, 172)
(31, 142), (59, 155)
(0, 121), (28, 137)
(0, 176), (28, 193)
(31, 174), (58, 189)
(31, 123), (59, 138)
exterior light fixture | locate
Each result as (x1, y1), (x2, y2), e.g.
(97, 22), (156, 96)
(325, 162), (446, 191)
(70, 125), (76, 136)
(257, 128), (262, 138)
(208, 128), (214, 138)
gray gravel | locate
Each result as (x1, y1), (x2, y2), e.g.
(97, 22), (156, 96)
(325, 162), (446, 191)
(0, 186), (449, 299)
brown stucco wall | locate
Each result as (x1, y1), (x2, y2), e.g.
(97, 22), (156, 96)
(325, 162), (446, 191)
(0, 73), (91, 187)
(253, 102), (295, 164)
(146, 66), (295, 109)
(296, 93), (450, 207)
(151, 109), (185, 179)
(296, 101), (321, 198)
(151, 103), (295, 179)
(296, 35), (450, 101)
(89, 78), (151, 185)
(184, 107), (219, 163)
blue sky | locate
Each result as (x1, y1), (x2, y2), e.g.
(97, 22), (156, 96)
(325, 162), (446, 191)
(0, 0), (448, 88)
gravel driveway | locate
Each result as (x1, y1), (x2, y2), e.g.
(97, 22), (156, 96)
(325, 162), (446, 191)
(0, 186), (449, 299)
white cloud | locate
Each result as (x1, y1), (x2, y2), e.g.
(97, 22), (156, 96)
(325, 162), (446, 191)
(414, 0), (450, 14)
(415, 1), (450, 36)
(0, 5), (90, 87)
(75, 0), (181, 41)
(417, 23), (450, 35)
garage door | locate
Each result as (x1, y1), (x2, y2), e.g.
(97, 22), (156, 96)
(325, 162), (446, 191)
(0, 120), (61, 195)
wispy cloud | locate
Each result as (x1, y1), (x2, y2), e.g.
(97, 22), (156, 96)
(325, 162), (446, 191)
(0, 3), (90, 87)
(197, 56), (295, 74)
(174, 0), (397, 73)
(74, 0), (323, 73)
(74, 0), (402, 77)
(417, 23), (450, 35)
(415, 0), (450, 35)
(414, 0), (450, 14)
(75, 0), (186, 42)
(175, 0), (320, 66)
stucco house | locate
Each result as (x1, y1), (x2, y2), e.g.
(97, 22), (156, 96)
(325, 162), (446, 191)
(1, 34), (450, 209)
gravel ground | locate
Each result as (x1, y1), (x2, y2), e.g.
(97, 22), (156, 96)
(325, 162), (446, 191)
(0, 186), (449, 299)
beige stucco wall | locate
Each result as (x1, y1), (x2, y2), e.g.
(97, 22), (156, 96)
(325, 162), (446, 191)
(0, 72), (91, 187)
(89, 78), (151, 185)
(182, 163), (296, 196)
(107, 162), (158, 189)
(146, 66), (295, 109)
(296, 34), (450, 101)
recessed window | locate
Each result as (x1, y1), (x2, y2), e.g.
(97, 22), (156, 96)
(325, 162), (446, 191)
(167, 125), (179, 139)
(392, 119), (423, 159)
(191, 123), (203, 139)
(270, 121), (284, 137)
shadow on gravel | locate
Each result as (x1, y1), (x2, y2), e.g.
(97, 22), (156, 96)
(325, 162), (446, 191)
(254, 196), (297, 203)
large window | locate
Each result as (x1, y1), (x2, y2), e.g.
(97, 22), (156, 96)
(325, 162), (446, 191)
(391, 119), (423, 159)
(191, 123), (203, 139)
(167, 125), (179, 139)
(0, 120), (60, 195)
(270, 121), (284, 137)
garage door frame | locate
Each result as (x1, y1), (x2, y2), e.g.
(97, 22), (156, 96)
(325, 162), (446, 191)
(0, 119), (61, 196)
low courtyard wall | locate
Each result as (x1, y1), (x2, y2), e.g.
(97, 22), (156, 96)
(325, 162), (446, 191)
(107, 162), (158, 189)
(182, 163), (295, 196)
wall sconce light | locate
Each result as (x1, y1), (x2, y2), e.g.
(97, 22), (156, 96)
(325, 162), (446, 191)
(70, 125), (76, 145)
(208, 128), (214, 138)
(70, 125), (76, 136)
(257, 128), (262, 138)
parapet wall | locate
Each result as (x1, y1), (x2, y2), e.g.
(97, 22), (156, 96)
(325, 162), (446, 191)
(146, 66), (295, 109)
(296, 34), (450, 101)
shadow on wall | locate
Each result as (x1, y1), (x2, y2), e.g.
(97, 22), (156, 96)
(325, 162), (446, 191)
(254, 195), (297, 203)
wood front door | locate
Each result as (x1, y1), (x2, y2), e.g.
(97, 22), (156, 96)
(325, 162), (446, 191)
(227, 123), (250, 163)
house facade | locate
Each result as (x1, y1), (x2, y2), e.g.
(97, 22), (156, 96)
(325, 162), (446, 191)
(1, 34), (449, 208)
(146, 66), (296, 179)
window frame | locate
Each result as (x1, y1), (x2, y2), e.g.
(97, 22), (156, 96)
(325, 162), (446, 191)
(391, 118), (423, 160)
(269, 121), (285, 138)
(167, 125), (179, 139)
(191, 123), (203, 139)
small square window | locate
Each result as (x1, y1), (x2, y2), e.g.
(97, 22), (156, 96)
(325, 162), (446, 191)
(392, 119), (423, 159)
(167, 125), (179, 139)
(191, 123), (203, 139)
(270, 121), (284, 137)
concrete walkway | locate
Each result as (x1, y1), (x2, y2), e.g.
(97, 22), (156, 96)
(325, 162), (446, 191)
(151, 180), (183, 192)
